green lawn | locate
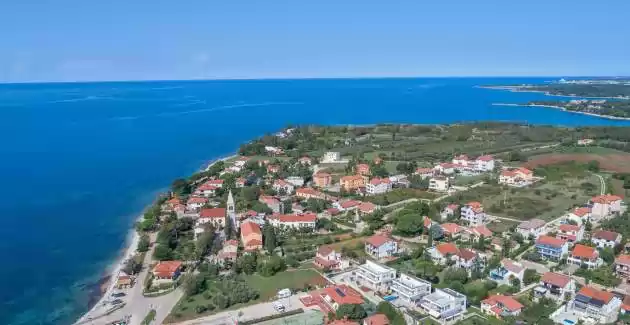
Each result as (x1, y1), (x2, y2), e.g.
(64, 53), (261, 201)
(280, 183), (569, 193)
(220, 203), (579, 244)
(452, 174), (486, 186)
(244, 269), (328, 299)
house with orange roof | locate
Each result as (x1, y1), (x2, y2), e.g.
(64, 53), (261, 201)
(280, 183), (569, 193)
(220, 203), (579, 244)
(217, 240), (239, 265)
(535, 272), (575, 302)
(440, 204), (459, 221)
(452, 154), (470, 167)
(340, 175), (365, 191)
(330, 320), (359, 325)
(591, 230), (622, 248)
(298, 156), (312, 166)
(269, 213), (317, 230)
(441, 223), (463, 238)
(366, 177), (392, 195)
(461, 201), (486, 227)
(564, 286), (622, 324)
(313, 172), (332, 188)
(567, 244), (602, 269)
(321, 284), (364, 309)
(565, 207), (592, 225)
(481, 295), (524, 318)
(365, 234), (399, 259)
(259, 195), (283, 213)
(414, 167), (434, 179)
(356, 163), (371, 176)
(433, 163), (456, 175)
(463, 225), (493, 242)
(498, 167), (534, 186)
(198, 208), (226, 227)
(535, 235), (568, 261)
(314, 246), (349, 271)
(337, 200), (361, 212)
(235, 177), (246, 188)
(186, 196), (208, 210)
(556, 224), (584, 245)
(614, 255), (630, 279)
(152, 261), (183, 281)
(358, 201), (377, 215)
(266, 164), (281, 174)
(363, 313), (389, 325)
(240, 221), (263, 252)
(474, 155), (495, 172)
(429, 242), (460, 265)
(295, 187), (326, 200)
(195, 182), (219, 197)
(590, 194), (623, 218)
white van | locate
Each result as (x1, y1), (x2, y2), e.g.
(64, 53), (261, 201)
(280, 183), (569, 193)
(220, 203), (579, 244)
(277, 288), (291, 299)
(273, 301), (285, 312)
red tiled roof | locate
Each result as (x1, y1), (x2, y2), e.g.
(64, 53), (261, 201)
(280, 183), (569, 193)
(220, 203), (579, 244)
(366, 234), (392, 247)
(187, 197), (208, 204)
(578, 286), (614, 304)
(317, 246), (334, 257)
(259, 195), (280, 205)
(541, 272), (571, 288)
(477, 155), (494, 161)
(536, 235), (566, 248)
(441, 223), (461, 234)
(501, 259), (524, 274)
(591, 194), (622, 204)
(482, 295), (524, 311)
(225, 239), (239, 247)
(322, 285), (363, 305)
(364, 313), (390, 325)
(457, 248), (477, 261)
(471, 225), (493, 237)
(369, 177), (391, 185)
(199, 208), (226, 219)
(296, 187), (324, 196)
(447, 204), (459, 210)
(341, 175), (364, 182)
(573, 207), (591, 217)
(207, 179), (224, 185)
(593, 230), (620, 242)
(240, 221), (261, 236)
(244, 238), (262, 247)
(616, 254), (630, 266)
(326, 208), (340, 215)
(423, 216), (433, 228)
(153, 260), (183, 277)
(571, 244), (598, 259)
(358, 202), (376, 213)
(274, 213), (317, 223)
(329, 320), (359, 325)
(436, 242), (459, 256)
(197, 184), (218, 191)
(559, 224), (581, 232)
(454, 154), (469, 161)
(340, 200), (361, 209)
(415, 167), (433, 174)
(314, 172), (331, 178)
(274, 179), (291, 187)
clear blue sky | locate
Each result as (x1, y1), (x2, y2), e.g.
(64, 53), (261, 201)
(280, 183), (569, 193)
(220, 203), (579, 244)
(1, 1), (629, 82)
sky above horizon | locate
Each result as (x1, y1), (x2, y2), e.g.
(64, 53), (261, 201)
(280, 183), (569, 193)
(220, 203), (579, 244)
(1, 1), (629, 82)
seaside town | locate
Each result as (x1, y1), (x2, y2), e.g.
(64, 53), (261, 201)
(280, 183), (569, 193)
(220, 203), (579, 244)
(79, 124), (630, 325)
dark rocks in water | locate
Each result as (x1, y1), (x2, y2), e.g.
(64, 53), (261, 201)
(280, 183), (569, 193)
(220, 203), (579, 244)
(86, 275), (111, 310)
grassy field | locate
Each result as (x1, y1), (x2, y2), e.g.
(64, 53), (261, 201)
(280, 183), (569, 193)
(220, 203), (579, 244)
(452, 174), (487, 186)
(244, 269), (329, 300)
(524, 149), (630, 173)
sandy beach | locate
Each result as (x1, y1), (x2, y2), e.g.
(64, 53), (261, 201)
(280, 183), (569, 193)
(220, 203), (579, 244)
(493, 103), (630, 121)
(75, 220), (141, 324)
(204, 154), (238, 171)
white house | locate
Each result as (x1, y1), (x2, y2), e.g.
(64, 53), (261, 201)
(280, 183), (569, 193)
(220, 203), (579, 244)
(195, 183), (219, 197)
(420, 288), (467, 321)
(488, 259), (525, 286)
(499, 167), (534, 186)
(186, 196), (208, 210)
(535, 272), (576, 302)
(366, 177), (392, 195)
(452, 154), (470, 167)
(269, 214), (317, 230)
(286, 176), (305, 187)
(365, 234), (399, 259)
(314, 246), (349, 271)
(322, 151), (341, 163)
(590, 195), (623, 219)
(390, 273), (432, 305)
(264, 146), (284, 155)
(429, 242), (460, 265)
(516, 218), (546, 239)
(355, 260), (397, 292)
(565, 207), (592, 225)
(197, 208), (226, 227)
(415, 167), (434, 179)
(591, 230), (622, 249)
(273, 179), (295, 194)
(566, 286), (622, 324)
(460, 202), (486, 227)
(474, 155), (495, 172)
(440, 204), (459, 221)
(434, 163), (456, 175)
(556, 224), (584, 245)
(429, 176), (450, 192)
(567, 244), (603, 269)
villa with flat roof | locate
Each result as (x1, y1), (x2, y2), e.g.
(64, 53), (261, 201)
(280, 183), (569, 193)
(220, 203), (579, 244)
(390, 273), (432, 305)
(354, 260), (396, 293)
(420, 288), (467, 321)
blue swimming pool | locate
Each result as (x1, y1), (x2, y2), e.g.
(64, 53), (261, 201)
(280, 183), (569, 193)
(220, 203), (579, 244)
(383, 295), (398, 301)
(564, 319), (575, 325)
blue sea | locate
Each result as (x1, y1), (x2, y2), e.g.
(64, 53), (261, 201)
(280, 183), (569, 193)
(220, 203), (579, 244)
(1, 77), (629, 325)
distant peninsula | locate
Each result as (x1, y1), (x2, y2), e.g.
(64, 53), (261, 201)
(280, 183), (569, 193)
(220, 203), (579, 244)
(482, 79), (630, 120)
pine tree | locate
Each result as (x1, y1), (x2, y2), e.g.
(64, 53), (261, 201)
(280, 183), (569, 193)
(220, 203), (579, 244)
(263, 222), (277, 254)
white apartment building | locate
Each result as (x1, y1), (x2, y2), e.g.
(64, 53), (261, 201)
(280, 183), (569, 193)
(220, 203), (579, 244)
(460, 202), (486, 227)
(565, 286), (622, 324)
(420, 288), (467, 321)
(475, 155), (495, 172)
(366, 177), (392, 195)
(354, 260), (397, 293)
(390, 273), (432, 305)
(322, 151), (341, 163)
(429, 176), (450, 192)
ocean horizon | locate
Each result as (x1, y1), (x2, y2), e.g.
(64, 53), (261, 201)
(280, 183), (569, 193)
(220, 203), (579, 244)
(2, 77), (630, 325)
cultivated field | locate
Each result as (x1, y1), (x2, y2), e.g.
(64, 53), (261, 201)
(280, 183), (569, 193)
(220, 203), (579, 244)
(524, 152), (630, 173)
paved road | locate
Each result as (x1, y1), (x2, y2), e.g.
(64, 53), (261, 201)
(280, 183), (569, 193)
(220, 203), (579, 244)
(594, 173), (606, 195)
(519, 260), (550, 274)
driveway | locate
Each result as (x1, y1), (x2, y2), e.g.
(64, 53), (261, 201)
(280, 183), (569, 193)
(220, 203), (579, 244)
(519, 260), (550, 274)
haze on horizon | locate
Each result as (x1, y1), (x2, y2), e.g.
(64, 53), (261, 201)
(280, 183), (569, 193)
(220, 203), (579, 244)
(1, 0), (629, 83)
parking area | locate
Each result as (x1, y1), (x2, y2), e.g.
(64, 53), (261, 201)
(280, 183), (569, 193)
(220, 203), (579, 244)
(176, 295), (307, 325)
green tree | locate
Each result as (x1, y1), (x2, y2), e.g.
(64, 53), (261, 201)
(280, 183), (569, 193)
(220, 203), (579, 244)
(376, 302), (406, 325)
(394, 213), (423, 236)
(502, 238), (512, 257)
(182, 273), (206, 297)
(335, 304), (367, 321)
(122, 255), (143, 275)
(523, 269), (540, 285)
(600, 247), (615, 264)
(171, 178), (191, 196)
(258, 255), (287, 277)
(153, 244), (173, 261)
(262, 222), (277, 254)
(510, 277), (521, 292)
(137, 234), (150, 253)
(241, 186), (260, 202)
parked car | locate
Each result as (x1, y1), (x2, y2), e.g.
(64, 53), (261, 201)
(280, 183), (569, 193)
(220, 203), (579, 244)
(111, 292), (126, 298)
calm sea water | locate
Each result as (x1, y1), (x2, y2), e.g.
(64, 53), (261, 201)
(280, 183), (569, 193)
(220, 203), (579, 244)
(1, 77), (629, 324)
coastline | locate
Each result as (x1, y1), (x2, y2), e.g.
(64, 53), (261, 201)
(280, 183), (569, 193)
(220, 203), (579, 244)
(75, 153), (238, 324)
(478, 85), (630, 100)
(492, 103), (630, 121)
(75, 221), (141, 324)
